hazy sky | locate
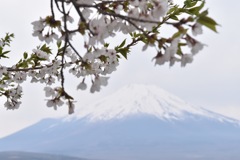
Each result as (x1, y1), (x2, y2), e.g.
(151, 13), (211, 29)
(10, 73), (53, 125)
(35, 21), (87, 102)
(0, 0), (240, 138)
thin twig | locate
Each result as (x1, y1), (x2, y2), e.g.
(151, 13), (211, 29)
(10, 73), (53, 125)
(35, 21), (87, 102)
(68, 41), (83, 60)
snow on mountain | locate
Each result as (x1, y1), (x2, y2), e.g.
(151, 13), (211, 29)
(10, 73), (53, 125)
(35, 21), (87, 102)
(1, 84), (240, 160)
(72, 84), (238, 124)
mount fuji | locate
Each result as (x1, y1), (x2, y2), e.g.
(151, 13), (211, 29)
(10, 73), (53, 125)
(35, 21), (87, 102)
(0, 84), (240, 160)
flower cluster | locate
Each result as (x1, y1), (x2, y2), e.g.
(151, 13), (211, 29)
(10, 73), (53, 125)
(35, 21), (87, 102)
(32, 16), (61, 43)
(44, 86), (75, 114)
(153, 32), (205, 67)
(0, 65), (7, 77)
(4, 86), (22, 110)
(0, 0), (218, 114)
(32, 49), (50, 61)
(69, 48), (118, 93)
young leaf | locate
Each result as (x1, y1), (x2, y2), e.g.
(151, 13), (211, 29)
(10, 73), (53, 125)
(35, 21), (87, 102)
(24, 52), (28, 59)
(119, 39), (126, 48)
(188, 1), (205, 15)
(197, 16), (218, 32)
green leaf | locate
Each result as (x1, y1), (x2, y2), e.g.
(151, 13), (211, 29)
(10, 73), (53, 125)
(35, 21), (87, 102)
(197, 16), (218, 32)
(2, 33), (14, 46)
(172, 32), (182, 39)
(57, 41), (62, 48)
(170, 15), (179, 20)
(172, 29), (187, 39)
(2, 51), (10, 54)
(177, 45), (183, 55)
(119, 49), (129, 59)
(184, 0), (199, 8)
(199, 9), (208, 17)
(23, 52), (28, 59)
(78, 22), (87, 35)
(187, 1), (205, 15)
(115, 47), (130, 59)
(17, 60), (29, 68)
(40, 44), (52, 54)
(119, 39), (126, 48)
(104, 43), (109, 48)
(0, 49), (10, 58)
(167, 5), (179, 15)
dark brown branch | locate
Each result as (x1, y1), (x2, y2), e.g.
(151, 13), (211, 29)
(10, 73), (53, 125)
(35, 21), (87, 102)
(98, 10), (160, 24)
(51, 0), (55, 19)
(61, 1), (68, 90)
(69, 0), (87, 23)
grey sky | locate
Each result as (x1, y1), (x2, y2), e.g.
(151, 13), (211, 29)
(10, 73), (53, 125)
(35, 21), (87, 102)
(0, 0), (239, 138)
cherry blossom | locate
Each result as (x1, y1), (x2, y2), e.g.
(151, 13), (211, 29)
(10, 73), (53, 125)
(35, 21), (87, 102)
(33, 49), (50, 61)
(77, 80), (87, 90)
(90, 76), (109, 93)
(47, 98), (64, 110)
(44, 87), (56, 97)
(0, 0), (218, 113)
(0, 65), (7, 77)
(187, 40), (205, 55)
(181, 54), (194, 67)
(192, 23), (203, 36)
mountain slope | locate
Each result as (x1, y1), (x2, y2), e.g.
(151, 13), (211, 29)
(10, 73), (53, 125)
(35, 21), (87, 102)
(0, 84), (240, 160)
(74, 84), (239, 123)
(0, 151), (87, 160)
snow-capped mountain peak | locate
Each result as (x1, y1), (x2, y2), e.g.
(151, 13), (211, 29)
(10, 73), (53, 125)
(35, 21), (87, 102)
(74, 84), (238, 123)
(1, 85), (240, 160)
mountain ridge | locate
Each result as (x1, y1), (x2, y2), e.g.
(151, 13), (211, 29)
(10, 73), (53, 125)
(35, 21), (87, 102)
(1, 84), (240, 160)
(68, 84), (239, 124)
(0, 151), (88, 160)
